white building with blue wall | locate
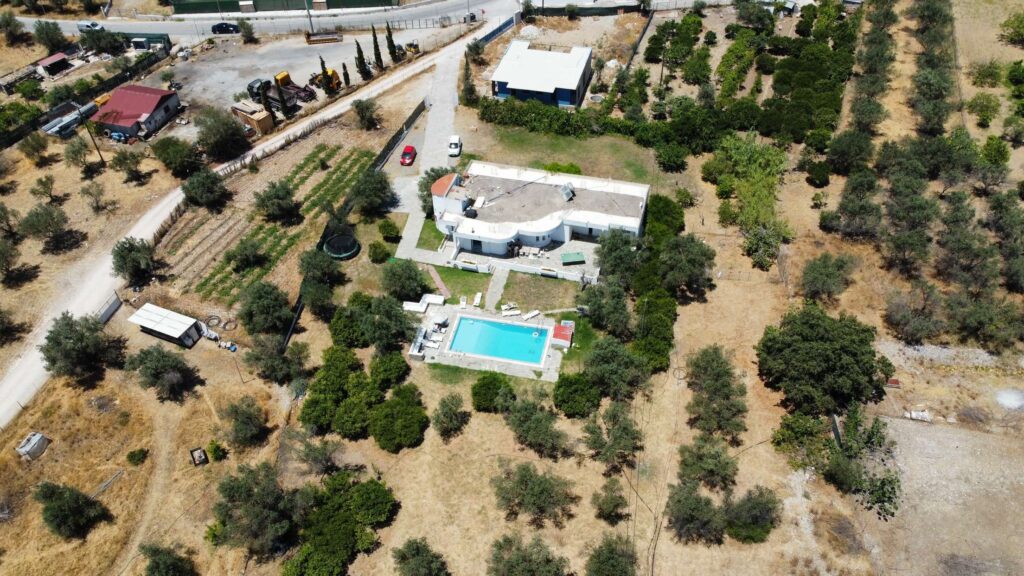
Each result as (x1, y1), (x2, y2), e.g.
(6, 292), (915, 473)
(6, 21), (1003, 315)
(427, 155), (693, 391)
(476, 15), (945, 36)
(489, 40), (593, 109)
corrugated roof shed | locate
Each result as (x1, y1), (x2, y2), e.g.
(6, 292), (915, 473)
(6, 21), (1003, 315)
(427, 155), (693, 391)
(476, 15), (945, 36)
(128, 303), (197, 339)
(491, 40), (592, 94)
(37, 53), (68, 68)
(91, 84), (175, 129)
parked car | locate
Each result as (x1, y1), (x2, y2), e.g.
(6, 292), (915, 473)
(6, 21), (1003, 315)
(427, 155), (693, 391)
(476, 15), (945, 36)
(400, 145), (417, 166)
(448, 135), (462, 157)
(211, 22), (241, 34)
(77, 20), (104, 33)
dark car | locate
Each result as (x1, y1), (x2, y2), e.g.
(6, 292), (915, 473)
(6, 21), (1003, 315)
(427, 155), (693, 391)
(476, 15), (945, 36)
(211, 22), (241, 34)
(399, 145), (417, 166)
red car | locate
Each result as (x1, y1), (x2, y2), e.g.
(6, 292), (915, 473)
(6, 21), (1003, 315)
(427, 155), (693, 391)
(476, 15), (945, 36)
(399, 145), (417, 166)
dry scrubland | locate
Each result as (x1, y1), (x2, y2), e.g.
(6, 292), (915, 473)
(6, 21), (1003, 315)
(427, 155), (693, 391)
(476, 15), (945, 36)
(2, 4), (1024, 576)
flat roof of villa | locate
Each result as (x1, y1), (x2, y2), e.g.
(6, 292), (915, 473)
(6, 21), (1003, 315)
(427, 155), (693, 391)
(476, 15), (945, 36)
(491, 40), (592, 94)
(454, 161), (649, 225)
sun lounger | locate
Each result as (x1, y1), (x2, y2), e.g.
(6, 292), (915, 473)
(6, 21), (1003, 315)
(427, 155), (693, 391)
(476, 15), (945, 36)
(472, 292), (482, 307)
(501, 309), (521, 317)
(429, 332), (444, 342)
(423, 340), (441, 349)
(500, 303), (516, 312)
(523, 310), (540, 320)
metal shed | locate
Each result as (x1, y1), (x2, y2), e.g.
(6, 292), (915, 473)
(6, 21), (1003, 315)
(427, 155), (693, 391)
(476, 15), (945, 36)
(16, 432), (50, 460)
(128, 303), (202, 347)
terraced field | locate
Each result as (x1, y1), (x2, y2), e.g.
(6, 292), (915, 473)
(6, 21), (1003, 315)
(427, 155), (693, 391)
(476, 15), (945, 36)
(160, 142), (375, 305)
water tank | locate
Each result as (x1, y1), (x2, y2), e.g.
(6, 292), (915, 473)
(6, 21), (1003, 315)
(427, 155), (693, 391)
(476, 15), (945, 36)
(559, 182), (575, 202)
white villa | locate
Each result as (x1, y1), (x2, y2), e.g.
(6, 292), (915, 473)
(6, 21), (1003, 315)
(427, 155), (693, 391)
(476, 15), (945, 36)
(430, 161), (650, 258)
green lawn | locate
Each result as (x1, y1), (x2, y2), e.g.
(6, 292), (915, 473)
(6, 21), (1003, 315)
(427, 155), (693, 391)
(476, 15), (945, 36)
(500, 272), (579, 312)
(557, 312), (597, 372)
(427, 363), (547, 389)
(432, 266), (491, 304)
(492, 127), (668, 188)
(416, 218), (446, 250)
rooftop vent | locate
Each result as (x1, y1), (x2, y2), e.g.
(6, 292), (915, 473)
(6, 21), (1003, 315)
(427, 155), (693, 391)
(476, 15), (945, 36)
(559, 182), (575, 202)
(464, 207), (478, 219)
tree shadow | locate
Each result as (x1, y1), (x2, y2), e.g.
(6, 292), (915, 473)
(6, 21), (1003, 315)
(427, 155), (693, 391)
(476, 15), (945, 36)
(0, 320), (31, 346)
(48, 193), (71, 207)
(42, 229), (87, 254)
(0, 181), (17, 196)
(2, 263), (41, 289)
(81, 161), (106, 180)
(125, 169), (157, 186)
(34, 153), (61, 169)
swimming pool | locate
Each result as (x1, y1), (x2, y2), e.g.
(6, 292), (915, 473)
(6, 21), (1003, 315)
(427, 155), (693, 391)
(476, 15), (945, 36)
(448, 316), (550, 365)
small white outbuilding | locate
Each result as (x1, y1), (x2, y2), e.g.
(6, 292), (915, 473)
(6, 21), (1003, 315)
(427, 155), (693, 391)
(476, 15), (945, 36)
(128, 303), (202, 348)
(16, 432), (50, 460)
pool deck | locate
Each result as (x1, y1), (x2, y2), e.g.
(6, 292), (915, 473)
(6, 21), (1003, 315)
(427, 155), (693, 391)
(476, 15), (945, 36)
(417, 305), (563, 381)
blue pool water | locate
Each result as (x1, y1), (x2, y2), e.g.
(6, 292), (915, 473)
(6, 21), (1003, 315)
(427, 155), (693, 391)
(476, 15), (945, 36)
(448, 317), (549, 365)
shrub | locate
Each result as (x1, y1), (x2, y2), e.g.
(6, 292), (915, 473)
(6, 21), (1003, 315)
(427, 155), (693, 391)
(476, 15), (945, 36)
(392, 538), (451, 576)
(126, 345), (201, 401)
(552, 372), (600, 418)
(487, 533), (568, 576)
(225, 396), (267, 448)
(491, 461), (576, 527)
(585, 533), (636, 576)
(207, 440), (228, 461)
(354, 98), (380, 129)
(34, 482), (111, 539)
(139, 544), (197, 576)
(181, 168), (231, 210)
(381, 258), (426, 301)
(724, 486), (781, 543)
(127, 448), (149, 465)
(675, 188), (696, 208)
(471, 372), (514, 412)
(254, 180), (300, 224)
(378, 218), (401, 242)
(368, 241), (391, 263)
(239, 281), (293, 334)
(432, 393), (470, 442)
(592, 477), (629, 525)
(655, 142), (689, 172)
(969, 60), (1002, 87)
(965, 93), (1000, 127)
(806, 161), (830, 188)
(152, 137), (202, 178)
(370, 350), (409, 389)
(999, 11), (1024, 46)
(196, 108), (250, 162)
(664, 481), (724, 545)
(801, 252), (855, 302)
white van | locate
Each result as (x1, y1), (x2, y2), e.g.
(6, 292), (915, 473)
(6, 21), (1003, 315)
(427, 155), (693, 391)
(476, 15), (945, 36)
(448, 135), (462, 157)
(77, 20), (104, 33)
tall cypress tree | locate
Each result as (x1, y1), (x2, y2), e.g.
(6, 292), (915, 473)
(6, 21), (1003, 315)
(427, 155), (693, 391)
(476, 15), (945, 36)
(318, 54), (335, 94)
(461, 55), (478, 105)
(342, 62), (352, 87)
(371, 25), (385, 71)
(385, 22), (398, 62)
(354, 40), (372, 81)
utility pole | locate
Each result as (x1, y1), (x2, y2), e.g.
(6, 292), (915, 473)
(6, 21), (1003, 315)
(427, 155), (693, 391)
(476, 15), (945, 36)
(305, 0), (315, 34)
(83, 121), (105, 165)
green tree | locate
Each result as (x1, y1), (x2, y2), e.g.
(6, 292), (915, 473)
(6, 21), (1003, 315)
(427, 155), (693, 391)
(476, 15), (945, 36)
(196, 108), (250, 162)
(591, 477), (629, 525)
(585, 533), (636, 576)
(20, 203), (72, 251)
(504, 396), (569, 459)
(181, 167), (231, 210)
(827, 130), (874, 175)
(577, 283), (631, 338)
(125, 345), (200, 401)
(381, 258), (426, 301)
(418, 166), (456, 217)
(385, 23), (399, 62)
(15, 79), (44, 101)
(658, 234), (716, 302)
(582, 402), (643, 473)
(353, 98), (379, 130)
(17, 132), (49, 166)
(999, 11), (1024, 46)
(0, 202), (20, 239)
(110, 149), (145, 183)
(801, 252), (856, 302)
(225, 396), (267, 447)
(552, 372), (601, 418)
(350, 169), (395, 216)
(29, 175), (58, 203)
(0, 238), (19, 279)
(595, 229), (639, 284)
(64, 136), (89, 170)
(487, 533), (568, 576)
(254, 180), (300, 224)
(111, 237), (157, 286)
(342, 62), (352, 87)
(139, 544), (197, 576)
(151, 137), (201, 178)
(33, 20), (67, 53)
(884, 281), (945, 344)
(368, 384), (429, 453)
(678, 433), (738, 491)
(226, 238), (265, 272)
(371, 25), (384, 70)
(244, 335), (308, 384)
(491, 461), (576, 527)
(584, 338), (648, 401)
(724, 486), (780, 543)
(239, 281), (293, 334)
(756, 304), (893, 415)
(0, 11), (25, 45)
(39, 312), (123, 380)
(354, 40), (372, 80)
(965, 92), (1000, 127)
(34, 482), (111, 539)
(472, 372), (514, 412)
(664, 481), (724, 545)
(461, 56), (479, 106)
(238, 19), (256, 43)
(432, 393), (470, 442)
(684, 345), (747, 444)
(211, 463), (296, 557)
(392, 538), (451, 576)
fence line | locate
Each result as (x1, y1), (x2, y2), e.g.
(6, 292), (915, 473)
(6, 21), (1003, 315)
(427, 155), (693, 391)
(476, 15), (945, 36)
(650, 0), (732, 10)
(623, 10), (655, 75)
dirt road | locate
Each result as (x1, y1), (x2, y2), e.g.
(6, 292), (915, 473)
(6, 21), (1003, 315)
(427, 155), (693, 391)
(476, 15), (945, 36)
(0, 9), (515, 430)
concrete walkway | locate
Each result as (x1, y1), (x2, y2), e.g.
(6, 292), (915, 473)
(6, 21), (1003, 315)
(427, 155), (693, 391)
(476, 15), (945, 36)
(484, 266), (509, 310)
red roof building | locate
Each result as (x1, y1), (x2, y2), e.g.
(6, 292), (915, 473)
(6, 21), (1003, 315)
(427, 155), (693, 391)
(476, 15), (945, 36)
(91, 84), (181, 138)
(35, 53), (70, 78)
(431, 172), (458, 197)
(552, 324), (573, 349)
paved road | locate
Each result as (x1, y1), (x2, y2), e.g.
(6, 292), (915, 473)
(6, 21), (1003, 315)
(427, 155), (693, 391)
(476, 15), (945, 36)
(0, 3), (516, 430)
(17, 0), (509, 44)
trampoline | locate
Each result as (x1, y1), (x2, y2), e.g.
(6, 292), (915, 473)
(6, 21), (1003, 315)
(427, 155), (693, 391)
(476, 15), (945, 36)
(323, 232), (360, 260)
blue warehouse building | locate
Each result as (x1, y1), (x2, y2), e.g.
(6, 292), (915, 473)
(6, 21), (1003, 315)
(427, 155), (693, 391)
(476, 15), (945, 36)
(490, 40), (593, 109)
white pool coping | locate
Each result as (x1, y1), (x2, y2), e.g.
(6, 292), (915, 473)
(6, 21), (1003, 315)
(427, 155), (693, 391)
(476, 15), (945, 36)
(445, 313), (553, 368)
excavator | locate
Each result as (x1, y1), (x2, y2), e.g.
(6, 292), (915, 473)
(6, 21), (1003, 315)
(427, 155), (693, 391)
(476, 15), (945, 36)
(274, 71), (317, 102)
(309, 68), (341, 93)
